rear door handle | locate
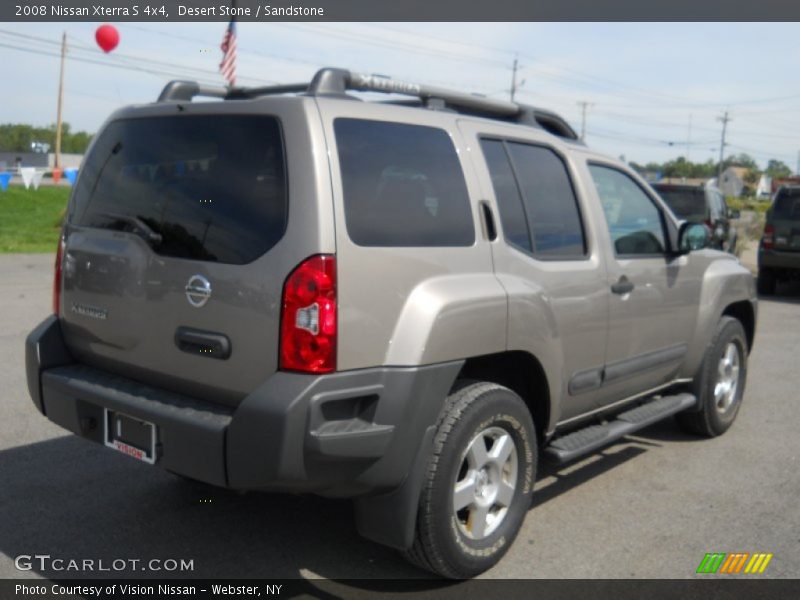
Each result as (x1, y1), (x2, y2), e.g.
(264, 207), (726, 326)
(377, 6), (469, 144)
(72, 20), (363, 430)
(611, 276), (634, 295)
(175, 327), (231, 359)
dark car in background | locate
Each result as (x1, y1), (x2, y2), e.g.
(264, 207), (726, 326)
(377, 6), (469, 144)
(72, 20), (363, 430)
(652, 182), (739, 253)
(758, 186), (800, 295)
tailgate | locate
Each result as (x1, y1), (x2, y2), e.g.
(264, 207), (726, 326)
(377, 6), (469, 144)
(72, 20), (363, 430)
(59, 105), (331, 406)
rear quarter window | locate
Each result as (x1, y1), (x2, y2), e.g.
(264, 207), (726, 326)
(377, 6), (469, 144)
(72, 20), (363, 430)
(71, 115), (288, 265)
(334, 118), (475, 247)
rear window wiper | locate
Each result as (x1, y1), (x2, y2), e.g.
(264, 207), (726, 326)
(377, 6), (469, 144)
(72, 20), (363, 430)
(100, 212), (163, 245)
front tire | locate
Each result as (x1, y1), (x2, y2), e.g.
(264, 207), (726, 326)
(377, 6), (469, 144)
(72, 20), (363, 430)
(404, 381), (537, 579)
(677, 316), (748, 437)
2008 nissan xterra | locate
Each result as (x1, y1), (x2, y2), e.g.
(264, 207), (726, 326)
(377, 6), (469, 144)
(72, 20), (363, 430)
(26, 68), (757, 578)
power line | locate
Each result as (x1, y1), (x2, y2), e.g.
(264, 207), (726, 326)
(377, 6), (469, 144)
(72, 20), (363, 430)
(0, 28), (274, 85)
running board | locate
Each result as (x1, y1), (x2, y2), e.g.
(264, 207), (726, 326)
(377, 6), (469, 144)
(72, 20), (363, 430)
(544, 393), (697, 464)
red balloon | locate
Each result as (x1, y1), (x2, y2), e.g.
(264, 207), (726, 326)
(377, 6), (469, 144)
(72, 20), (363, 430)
(95, 24), (119, 53)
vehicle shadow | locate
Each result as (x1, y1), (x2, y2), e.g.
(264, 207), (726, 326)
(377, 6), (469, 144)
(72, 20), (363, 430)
(0, 436), (429, 582)
(533, 445), (647, 509)
(0, 421), (689, 585)
(531, 416), (705, 509)
(758, 281), (800, 304)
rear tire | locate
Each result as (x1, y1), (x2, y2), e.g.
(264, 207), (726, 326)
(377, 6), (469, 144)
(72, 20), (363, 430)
(676, 316), (748, 437)
(404, 381), (537, 579)
(757, 268), (776, 295)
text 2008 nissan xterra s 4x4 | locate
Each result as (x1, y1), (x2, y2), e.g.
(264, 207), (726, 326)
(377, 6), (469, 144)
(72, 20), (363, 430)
(26, 68), (757, 578)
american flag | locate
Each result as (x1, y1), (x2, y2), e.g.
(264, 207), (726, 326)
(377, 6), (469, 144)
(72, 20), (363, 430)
(219, 16), (237, 87)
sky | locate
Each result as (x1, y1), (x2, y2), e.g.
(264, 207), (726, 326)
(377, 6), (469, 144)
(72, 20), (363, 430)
(1, 21), (800, 170)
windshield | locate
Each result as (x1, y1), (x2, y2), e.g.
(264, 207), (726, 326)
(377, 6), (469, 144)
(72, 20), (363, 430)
(70, 115), (287, 264)
(654, 187), (707, 221)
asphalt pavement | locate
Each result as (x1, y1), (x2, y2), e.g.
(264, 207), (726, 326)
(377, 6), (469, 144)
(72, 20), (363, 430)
(0, 253), (798, 581)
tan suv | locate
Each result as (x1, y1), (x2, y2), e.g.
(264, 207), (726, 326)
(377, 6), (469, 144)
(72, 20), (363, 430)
(26, 68), (757, 578)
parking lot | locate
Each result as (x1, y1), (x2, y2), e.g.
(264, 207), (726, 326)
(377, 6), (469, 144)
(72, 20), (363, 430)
(0, 252), (798, 581)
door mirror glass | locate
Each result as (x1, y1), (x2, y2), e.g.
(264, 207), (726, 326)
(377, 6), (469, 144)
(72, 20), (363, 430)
(679, 222), (710, 253)
(729, 209), (741, 219)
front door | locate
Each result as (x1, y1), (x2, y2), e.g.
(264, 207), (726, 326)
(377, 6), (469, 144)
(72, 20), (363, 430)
(585, 162), (700, 407)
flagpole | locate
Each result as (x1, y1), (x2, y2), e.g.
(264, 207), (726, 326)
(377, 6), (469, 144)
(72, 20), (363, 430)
(54, 31), (67, 170)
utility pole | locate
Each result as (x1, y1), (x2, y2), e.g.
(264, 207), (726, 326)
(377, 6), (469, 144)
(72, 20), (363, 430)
(796, 150), (799, 176)
(577, 101), (593, 141)
(54, 31), (67, 170)
(716, 110), (731, 185)
(510, 55), (519, 102)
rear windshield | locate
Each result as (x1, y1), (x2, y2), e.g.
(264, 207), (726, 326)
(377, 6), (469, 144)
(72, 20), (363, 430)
(773, 189), (800, 220)
(334, 118), (475, 247)
(654, 187), (707, 221)
(71, 115), (287, 264)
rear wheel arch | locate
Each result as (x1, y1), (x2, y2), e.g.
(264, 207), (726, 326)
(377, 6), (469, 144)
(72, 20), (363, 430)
(457, 351), (552, 443)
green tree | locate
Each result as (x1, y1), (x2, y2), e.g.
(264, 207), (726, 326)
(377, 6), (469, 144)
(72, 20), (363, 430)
(0, 123), (93, 154)
(719, 153), (758, 172)
(765, 159), (792, 179)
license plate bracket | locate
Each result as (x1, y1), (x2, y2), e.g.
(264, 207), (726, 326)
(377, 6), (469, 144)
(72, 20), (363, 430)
(103, 409), (157, 465)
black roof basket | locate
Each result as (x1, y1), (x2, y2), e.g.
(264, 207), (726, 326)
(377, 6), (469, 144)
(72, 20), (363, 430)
(157, 67), (580, 142)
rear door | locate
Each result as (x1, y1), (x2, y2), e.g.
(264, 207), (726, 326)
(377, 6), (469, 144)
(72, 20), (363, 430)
(458, 121), (609, 422)
(60, 100), (332, 406)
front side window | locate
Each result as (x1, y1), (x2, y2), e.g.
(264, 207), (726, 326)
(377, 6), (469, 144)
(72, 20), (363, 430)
(334, 118), (475, 247)
(589, 164), (667, 256)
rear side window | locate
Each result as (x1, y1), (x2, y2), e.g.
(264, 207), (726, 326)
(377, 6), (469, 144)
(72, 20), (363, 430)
(506, 143), (586, 258)
(72, 115), (287, 264)
(480, 139), (532, 252)
(480, 138), (586, 258)
(334, 118), (475, 247)
(773, 189), (800, 220)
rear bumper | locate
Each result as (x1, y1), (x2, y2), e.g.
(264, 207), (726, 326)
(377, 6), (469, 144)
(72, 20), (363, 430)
(26, 316), (462, 496)
(758, 247), (800, 271)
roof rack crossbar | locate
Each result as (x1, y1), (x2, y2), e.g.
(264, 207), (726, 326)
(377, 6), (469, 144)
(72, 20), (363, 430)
(157, 81), (228, 102)
(308, 68), (520, 118)
(225, 83), (309, 99)
(155, 68), (580, 141)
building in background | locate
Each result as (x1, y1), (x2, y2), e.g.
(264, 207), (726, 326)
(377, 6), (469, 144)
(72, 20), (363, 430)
(719, 166), (748, 197)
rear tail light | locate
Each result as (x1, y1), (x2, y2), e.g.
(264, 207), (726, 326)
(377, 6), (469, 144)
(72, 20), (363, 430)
(762, 224), (775, 249)
(280, 255), (336, 373)
(53, 235), (65, 316)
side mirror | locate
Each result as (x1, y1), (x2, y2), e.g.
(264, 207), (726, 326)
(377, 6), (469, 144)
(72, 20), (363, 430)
(729, 209), (741, 219)
(678, 222), (710, 254)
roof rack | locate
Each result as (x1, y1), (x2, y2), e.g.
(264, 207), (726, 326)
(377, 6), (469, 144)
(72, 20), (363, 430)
(157, 67), (580, 141)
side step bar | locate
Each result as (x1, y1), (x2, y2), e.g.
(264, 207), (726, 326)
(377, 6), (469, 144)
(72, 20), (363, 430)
(544, 393), (697, 464)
